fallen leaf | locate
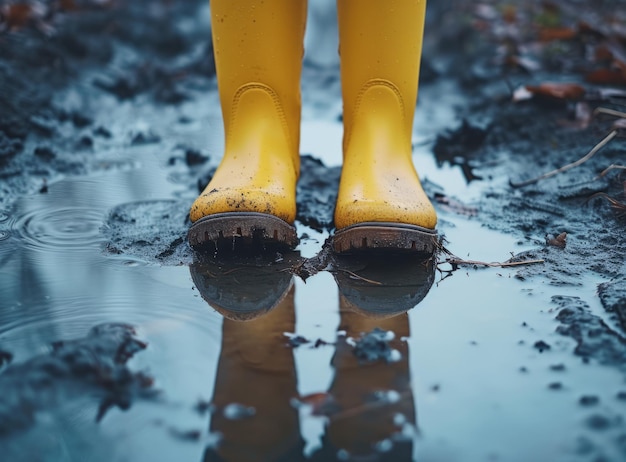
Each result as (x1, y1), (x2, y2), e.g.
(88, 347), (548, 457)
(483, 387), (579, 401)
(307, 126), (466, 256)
(593, 45), (614, 63)
(4, 3), (33, 30)
(520, 82), (586, 101)
(502, 4), (517, 24)
(539, 26), (577, 42)
(546, 232), (567, 248)
(578, 21), (608, 39)
(296, 392), (336, 416)
(586, 68), (626, 86)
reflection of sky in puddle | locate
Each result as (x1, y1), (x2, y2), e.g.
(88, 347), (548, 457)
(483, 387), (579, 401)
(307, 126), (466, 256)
(1, 141), (622, 461)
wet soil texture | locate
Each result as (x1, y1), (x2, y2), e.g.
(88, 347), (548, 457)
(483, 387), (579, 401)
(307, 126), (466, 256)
(1, 1), (626, 461)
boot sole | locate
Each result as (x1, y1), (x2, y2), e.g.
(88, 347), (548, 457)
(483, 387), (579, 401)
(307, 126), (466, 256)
(188, 212), (298, 251)
(332, 222), (437, 255)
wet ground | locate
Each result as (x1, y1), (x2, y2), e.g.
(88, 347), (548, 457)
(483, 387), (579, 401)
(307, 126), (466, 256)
(1, 1), (625, 461)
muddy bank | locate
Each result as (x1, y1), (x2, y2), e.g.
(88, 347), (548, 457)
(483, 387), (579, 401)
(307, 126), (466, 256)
(0, 0), (214, 207)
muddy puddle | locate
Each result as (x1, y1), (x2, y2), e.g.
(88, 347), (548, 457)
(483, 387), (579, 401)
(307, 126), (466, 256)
(1, 105), (625, 461)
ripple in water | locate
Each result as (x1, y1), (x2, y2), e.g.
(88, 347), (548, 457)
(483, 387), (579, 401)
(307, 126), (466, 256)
(13, 207), (105, 253)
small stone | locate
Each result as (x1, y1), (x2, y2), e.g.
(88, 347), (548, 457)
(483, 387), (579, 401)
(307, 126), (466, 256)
(169, 428), (202, 442)
(131, 131), (161, 145)
(549, 363), (566, 372)
(77, 136), (93, 149)
(0, 350), (12, 366)
(534, 340), (551, 352)
(286, 335), (309, 348)
(93, 126), (112, 138)
(579, 395), (600, 407)
(34, 146), (55, 160)
(71, 112), (92, 128)
(184, 149), (209, 166)
(548, 382), (563, 390)
(352, 328), (398, 363)
(194, 399), (214, 415)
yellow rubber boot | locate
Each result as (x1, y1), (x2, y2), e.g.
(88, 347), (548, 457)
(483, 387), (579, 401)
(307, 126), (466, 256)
(333, 0), (437, 254)
(188, 0), (307, 251)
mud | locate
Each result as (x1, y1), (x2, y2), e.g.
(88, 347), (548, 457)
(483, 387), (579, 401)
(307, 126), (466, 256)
(0, 0), (214, 207)
(1, 0), (626, 461)
(0, 323), (153, 435)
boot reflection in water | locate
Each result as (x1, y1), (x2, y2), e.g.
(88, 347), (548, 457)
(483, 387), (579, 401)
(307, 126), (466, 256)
(188, 0), (437, 255)
(310, 256), (435, 460)
(191, 255), (435, 461)
(190, 259), (305, 462)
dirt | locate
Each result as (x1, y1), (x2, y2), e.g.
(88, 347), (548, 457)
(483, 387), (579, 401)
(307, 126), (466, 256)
(0, 323), (153, 435)
(1, 0), (626, 460)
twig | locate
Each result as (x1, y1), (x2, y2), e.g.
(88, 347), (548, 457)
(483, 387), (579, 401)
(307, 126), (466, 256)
(446, 257), (544, 268)
(337, 269), (383, 285)
(510, 130), (618, 188)
(586, 192), (626, 217)
(594, 107), (626, 119)
(596, 164), (626, 179)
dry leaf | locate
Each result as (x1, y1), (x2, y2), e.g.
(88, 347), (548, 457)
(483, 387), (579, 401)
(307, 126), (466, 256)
(587, 57), (626, 86)
(546, 232), (567, 248)
(4, 3), (33, 30)
(523, 82), (586, 101)
(296, 392), (336, 416)
(539, 27), (577, 42)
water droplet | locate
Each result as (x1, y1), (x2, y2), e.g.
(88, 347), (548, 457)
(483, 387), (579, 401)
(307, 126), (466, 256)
(223, 403), (255, 420)
(375, 438), (393, 453)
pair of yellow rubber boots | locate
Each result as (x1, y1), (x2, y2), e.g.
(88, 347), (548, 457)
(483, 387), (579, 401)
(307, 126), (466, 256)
(188, 0), (437, 254)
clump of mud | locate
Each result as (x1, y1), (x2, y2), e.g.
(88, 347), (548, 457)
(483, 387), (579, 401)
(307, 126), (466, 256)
(352, 328), (401, 364)
(0, 323), (154, 435)
(102, 200), (193, 265)
(598, 278), (626, 332)
(553, 296), (626, 371)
